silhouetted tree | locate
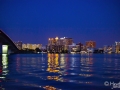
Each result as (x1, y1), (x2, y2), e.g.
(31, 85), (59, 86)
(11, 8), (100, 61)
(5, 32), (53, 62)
(35, 48), (41, 53)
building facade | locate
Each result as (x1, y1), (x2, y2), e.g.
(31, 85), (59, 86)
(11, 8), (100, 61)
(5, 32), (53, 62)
(47, 37), (73, 52)
(103, 45), (108, 53)
(115, 42), (120, 53)
(103, 45), (116, 53)
(86, 41), (96, 48)
(22, 43), (42, 50)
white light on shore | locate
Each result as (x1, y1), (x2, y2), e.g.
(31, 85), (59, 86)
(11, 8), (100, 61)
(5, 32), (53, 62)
(2, 45), (8, 54)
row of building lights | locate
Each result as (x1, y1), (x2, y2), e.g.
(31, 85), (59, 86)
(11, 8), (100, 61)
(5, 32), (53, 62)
(14, 36), (120, 53)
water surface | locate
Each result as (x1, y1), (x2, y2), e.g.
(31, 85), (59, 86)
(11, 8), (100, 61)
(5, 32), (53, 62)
(0, 54), (120, 90)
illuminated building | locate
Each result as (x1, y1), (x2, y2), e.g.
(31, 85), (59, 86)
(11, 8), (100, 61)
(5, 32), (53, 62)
(59, 37), (73, 51)
(68, 43), (81, 52)
(87, 48), (94, 53)
(47, 45), (64, 53)
(22, 43), (42, 50)
(115, 42), (120, 53)
(86, 41), (96, 48)
(104, 45), (107, 53)
(48, 37), (59, 45)
(48, 37), (73, 46)
(103, 45), (115, 53)
(62, 37), (73, 45)
(112, 45), (115, 53)
(47, 37), (73, 52)
(85, 41), (96, 53)
(14, 41), (22, 50)
(22, 44), (27, 49)
(76, 42), (83, 51)
(81, 45), (87, 52)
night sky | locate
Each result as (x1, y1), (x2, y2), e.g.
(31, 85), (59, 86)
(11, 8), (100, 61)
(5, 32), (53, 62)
(0, 0), (120, 47)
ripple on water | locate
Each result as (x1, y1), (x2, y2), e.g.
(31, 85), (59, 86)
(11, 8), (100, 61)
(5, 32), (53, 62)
(0, 54), (120, 90)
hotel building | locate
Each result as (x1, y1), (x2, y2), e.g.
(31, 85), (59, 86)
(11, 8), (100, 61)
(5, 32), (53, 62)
(86, 41), (96, 48)
(115, 42), (120, 53)
(85, 41), (96, 53)
(47, 37), (73, 52)
(22, 43), (42, 50)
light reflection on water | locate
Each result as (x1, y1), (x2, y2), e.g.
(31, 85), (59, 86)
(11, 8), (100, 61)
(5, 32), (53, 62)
(0, 54), (8, 79)
(0, 54), (120, 90)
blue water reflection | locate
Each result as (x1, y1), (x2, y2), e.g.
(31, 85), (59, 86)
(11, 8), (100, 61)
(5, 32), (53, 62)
(0, 54), (120, 90)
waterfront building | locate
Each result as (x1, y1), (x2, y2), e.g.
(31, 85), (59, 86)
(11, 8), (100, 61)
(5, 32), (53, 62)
(61, 37), (73, 51)
(48, 37), (59, 45)
(103, 45), (108, 53)
(86, 41), (96, 48)
(87, 48), (94, 53)
(68, 43), (80, 52)
(47, 45), (64, 53)
(48, 37), (73, 46)
(81, 45), (87, 52)
(115, 42), (120, 53)
(47, 37), (73, 53)
(76, 42), (83, 51)
(63, 37), (73, 45)
(105, 46), (111, 53)
(112, 45), (115, 53)
(22, 43), (42, 50)
(103, 45), (116, 53)
(85, 41), (96, 53)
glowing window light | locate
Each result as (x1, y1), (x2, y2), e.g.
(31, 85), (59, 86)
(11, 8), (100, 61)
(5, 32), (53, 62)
(55, 37), (59, 40)
(0, 77), (5, 78)
(2, 45), (8, 54)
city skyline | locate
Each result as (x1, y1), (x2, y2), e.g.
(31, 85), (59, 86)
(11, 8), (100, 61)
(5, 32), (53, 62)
(0, 0), (120, 47)
(1, 29), (119, 54)
(3, 32), (120, 48)
(15, 36), (117, 48)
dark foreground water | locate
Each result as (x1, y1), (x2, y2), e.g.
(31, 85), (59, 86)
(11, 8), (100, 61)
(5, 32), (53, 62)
(0, 54), (120, 90)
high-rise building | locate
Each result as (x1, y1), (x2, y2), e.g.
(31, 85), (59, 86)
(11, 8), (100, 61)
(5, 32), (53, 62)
(48, 37), (73, 46)
(48, 37), (59, 45)
(63, 37), (73, 45)
(47, 37), (73, 52)
(76, 42), (83, 51)
(60, 37), (73, 50)
(86, 41), (96, 48)
(115, 42), (120, 53)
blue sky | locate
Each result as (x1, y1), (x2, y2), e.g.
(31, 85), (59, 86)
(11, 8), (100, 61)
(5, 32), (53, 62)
(0, 0), (120, 47)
